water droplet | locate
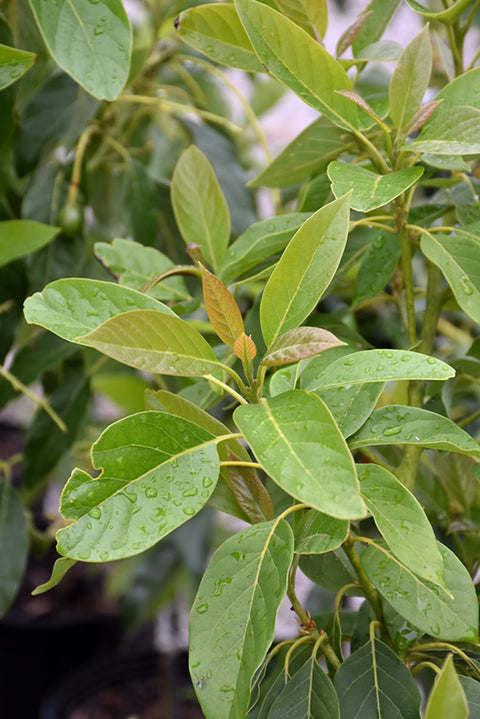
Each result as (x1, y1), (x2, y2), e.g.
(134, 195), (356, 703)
(93, 25), (104, 35)
(196, 602), (209, 614)
(459, 275), (474, 295)
(89, 507), (101, 519)
(202, 476), (213, 488)
(344, 358), (355, 366)
(122, 491), (137, 504)
(145, 487), (158, 498)
(426, 356), (436, 364)
(212, 577), (232, 597)
(183, 507), (195, 515)
(383, 426), (402, 436)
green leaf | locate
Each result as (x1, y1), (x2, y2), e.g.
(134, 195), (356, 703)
(328, 163), (424, 212)
(334, 638), (422, 718)
(32, 557), (77, 595)
(234, 390), (366, 519)
(389, 25), (432, 130)
(354, 40), (402, 62)
(421, 230), (480, 324)
(28, 0), (132, 101)
(317, 383), (385, 438)
(94, 239), (190, 302)
(424, 654), (468, 719)
(349, 405), (480, 459)
(0, 43), (35, 90)
(234, 0), (358, 131)
(353, 233), (401, 307)
(405, 0), (472, 23)
(171, 145), (230, 272)
(261, 327), (347, 367)
(78, 310), (225, 377)
(304, 349), (454, 392)
(0, 482), (29, 614)
(260, 194), (351, 347)
(24, 279), (174, 344)
(300, 548), (358, 593)
(294, 510), (348, 554)
(57, 412), (220, 561)
(218, 213), (309, 284)
(357, 464), (445, 586)
(175, 3), (264, 73)
(0, 220), (59, 267)
(123, 158), (160, 247)
(250, 118), (353, 189)
(383, 601), (424, 650)
(268, 658), (340, 718)
(189, 519), (293, 719)
(405, 106), (480, 155)
(361, 541), (479, 642)
(459, 677), (480, 714)
(352, 0), (402, 54)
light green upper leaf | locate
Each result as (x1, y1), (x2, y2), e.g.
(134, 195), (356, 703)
(334, 638), (422, 718)
(24, 279), (173, 344)
(189, 519), (293, 719)
(0, 220), (59, 267)
(57, 412), (220, 561)
(361, 541), (479, 642)
(328, 163), (423, 212)
(421, 230), (480, 324)
(268, 658), (340, 718)
(0, 483), (29, 614)
(352, 0), (402, 54)
(405, 106), (480, 155)
(28, 0), (132, 101)
(78, 309), (225, 377)
(389, 25), (432, 130)
(171, 146), (230, 272)
(260, 193), (351, 348)
(234, 0), (358, 131)
(349, 405), (480, 459)
(176, 3), (264, 73)
(294, 510), (348, 555)
(0, 43), (36, 90)
(424, 655), (468, 719)
(304, 349), (454, 392)
(317, 383), (385, 438)
(358, 464), (445, 587)
(405, 0), (472, 22)
(234, 390), (366, 519)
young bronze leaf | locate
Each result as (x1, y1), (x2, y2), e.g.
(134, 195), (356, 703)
(233, 333), (257, 362)
(200, 264), (244, 347)
(225, 448), (274, 523)
(262, 327), (347, 367)
(403, 100), (443, 137)
(336, 11), (372, 57)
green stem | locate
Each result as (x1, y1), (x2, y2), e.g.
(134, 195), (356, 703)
(343, 536), (384, 622)
(394, 199), (417, 346)
(203, 374), (247, 405)
(0, 365), (68, 433)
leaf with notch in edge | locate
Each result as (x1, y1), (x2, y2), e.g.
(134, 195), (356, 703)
(56, 411), (220, 561)
(200, 264), (244, 347)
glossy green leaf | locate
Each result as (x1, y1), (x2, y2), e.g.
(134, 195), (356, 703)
(383, 601), (424, 650)
(328, 163), (423, 212)
(421, 230), (480, 324)
(234, 390), (366, 519)
(355, 40), (402, 62)
(78, 310), (225, 377)
(260, 194), (351, 347)
(176, 3), (264, 73)
(189, 519), (293, 719)
(300, 548), (358, 594)
(32, 557), (77, 595)
(0, 482), (29, 614)
(57, 412), (220, 561)
(261, 327), (347, 367)
(28, 0), (132, 101)
(405, 0), (472, 22)
(317, 383), (385, 438)
(94, 239), (190, 302)
(334, 638), (422, 718)
(234, 0), (358, 131)
(268, 658), (340, 718)
(218, 213), (309, 284)
(361, 541), (479, 642)
(353, 233), (400, 307)
(459, 677), (480, 714)
(0, 43), (35, 89)
(123, 158), (160, 247)
(24, 279), (173, 344)
(305, 349), (454, 392)
(171, 146), (230, 272)
(349, 405), (480, 459)
(405, 106), (480, 155)
(294, 510), (348, 554)
(250, 118), (353, 189)
(352, 0), (402, 54)
(389, 25), (432, 129)
(424, 654), (468, 719)
(0, 220), (59, 267)
(357, 464), (445, 586)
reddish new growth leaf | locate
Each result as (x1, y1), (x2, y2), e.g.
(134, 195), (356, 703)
(403, 99), (443, 136)
(336, 11), (372, 57)
(261, 326), (346, 367)
(200, 264), (244, 347)
(234, 332), (257, 362)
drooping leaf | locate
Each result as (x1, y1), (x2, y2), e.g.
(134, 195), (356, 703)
(261, 327), (347, 367)
(334, 638), (422, 718)
(32, 557), (77, 595)
(304, 349), (454, 392)
(361, 541), (479, 642)
(175, 3), (265, 73)
(260, 194), (351, 347)
(200, 264), (244, 347)
(268, 657), (340, 718)
(189, 519), (294, 719)
(389, 25), (432, 130)
(424, 654), (468, 719)
(349, 405), (480, 459)
(328, 163), (423, 212)
(234, 390), (366, 519)
(405, 0), (472, 23)
(421, 230), (480, 324)
(171, 146), (230, 271)
(78, 310), (225, 377)
(0, 482), (29, 614)
(294, 510), (348, 554)
(57, 412), (220, 561)
(24, 279), (174, 344)
(0, 43), (35, 90)
(357, 464), (445, 586)
(0, 220), (59, 267)
(28, 0), (132, 101)
(234, 0), (358, 131)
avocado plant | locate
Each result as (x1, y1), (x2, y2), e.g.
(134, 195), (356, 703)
(4, 0), (480, 716)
